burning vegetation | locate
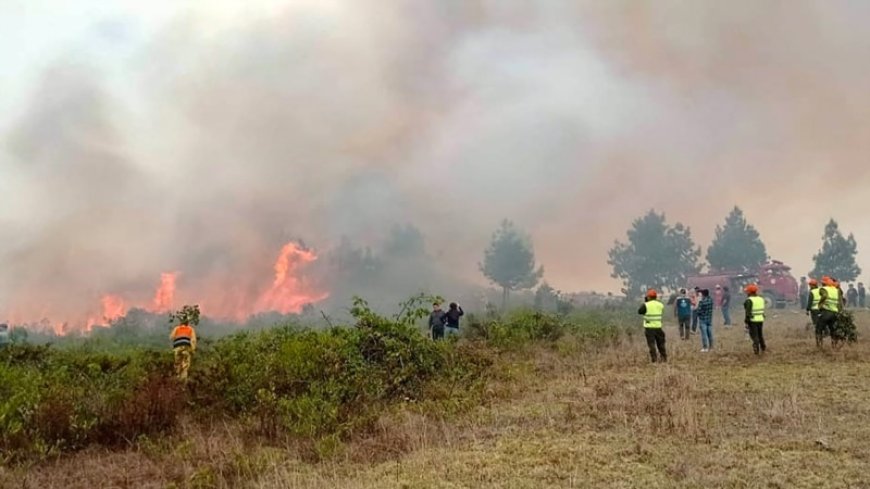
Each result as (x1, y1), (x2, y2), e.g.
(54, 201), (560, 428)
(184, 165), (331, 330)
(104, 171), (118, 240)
(4, 241), (327, 335)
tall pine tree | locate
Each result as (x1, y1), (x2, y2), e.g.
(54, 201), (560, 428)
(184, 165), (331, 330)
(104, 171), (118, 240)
(480, 220), (544, 308)
(810, 219), (861, 282)
(608, 210), (701, 298)
(706, 206), (768, 272)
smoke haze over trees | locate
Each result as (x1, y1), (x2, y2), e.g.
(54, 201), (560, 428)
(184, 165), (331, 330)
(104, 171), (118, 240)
(706, 207), (768, 273)
(810, 219), (861, 283)
(608, 210), (701, 298)
(2, 1), (870, 325)
(480, 220), (543, 308)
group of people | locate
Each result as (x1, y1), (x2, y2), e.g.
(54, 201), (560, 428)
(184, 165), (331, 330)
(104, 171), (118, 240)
(428, 302), (464, 340)
(800, 276), (864, 310)
(638, 280), (846, 363)
(804, 277), (848, 347)
(671, 286), (732, 350)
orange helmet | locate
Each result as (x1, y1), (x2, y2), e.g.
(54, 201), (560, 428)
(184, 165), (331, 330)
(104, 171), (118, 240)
(646, 289), (658, 299)
(822, 276), (834, 286)
(745, 284), (759, 294)
(808, 278), (818, 286)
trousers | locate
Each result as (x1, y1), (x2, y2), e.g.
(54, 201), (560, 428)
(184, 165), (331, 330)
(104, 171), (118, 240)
(644, 328), (667, 363)
(174, 346), (193, 381)
(747, 322), (766, 354)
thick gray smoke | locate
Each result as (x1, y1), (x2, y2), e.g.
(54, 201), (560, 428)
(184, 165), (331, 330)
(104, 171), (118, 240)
(2, 0), (870, 327)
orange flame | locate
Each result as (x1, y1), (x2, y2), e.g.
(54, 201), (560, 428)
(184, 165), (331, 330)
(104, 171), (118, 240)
(254, 242), (328, 315)
(4, 243), (328, 334)
(153, 272), (177, 313)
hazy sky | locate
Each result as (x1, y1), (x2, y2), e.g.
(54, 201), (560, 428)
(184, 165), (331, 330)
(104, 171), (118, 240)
(3, 1), (870, 326)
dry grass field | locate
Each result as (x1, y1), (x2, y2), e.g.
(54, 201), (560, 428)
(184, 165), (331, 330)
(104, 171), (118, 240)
(4, 310), (870, 489)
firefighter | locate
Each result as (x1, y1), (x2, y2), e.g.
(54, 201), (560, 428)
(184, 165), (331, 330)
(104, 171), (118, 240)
(638, 289), (667, 363)
(170, 321), (197, 381)
(817, 276), (844, 347)
(806, 278), (822, 344)
(744, 284), (766, 355)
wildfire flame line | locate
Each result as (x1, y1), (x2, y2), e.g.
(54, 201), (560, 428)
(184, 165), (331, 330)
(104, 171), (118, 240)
(4, 242), (327, 334)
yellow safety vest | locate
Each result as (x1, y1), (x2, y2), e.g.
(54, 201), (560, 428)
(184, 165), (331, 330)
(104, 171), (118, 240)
(749, 296), (765, 323)
(644, 300), (665, 329)
(822, 286), (840, 313)
(810, 288), (821, 311)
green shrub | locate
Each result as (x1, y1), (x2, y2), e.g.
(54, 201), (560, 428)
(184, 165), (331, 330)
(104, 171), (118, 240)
(0, 297), (624, 464)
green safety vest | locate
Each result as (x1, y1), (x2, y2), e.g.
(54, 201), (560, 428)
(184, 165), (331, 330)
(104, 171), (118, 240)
(810, 288), (821, 311)
(822, 286), (840, 313)
(749, 296), (765, 323)
(644, 300), (665, 329)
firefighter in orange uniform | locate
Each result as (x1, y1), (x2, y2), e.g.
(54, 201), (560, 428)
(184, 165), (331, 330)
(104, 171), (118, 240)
(170, 322), (197, 381)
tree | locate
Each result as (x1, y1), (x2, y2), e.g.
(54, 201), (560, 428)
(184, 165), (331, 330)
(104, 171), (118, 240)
(480, 220), (544, 308)
(608, 210), (701, 298)
(810, 219), (861, 282)
(383, 223), (425, 259)
(706, 206), (768, 272)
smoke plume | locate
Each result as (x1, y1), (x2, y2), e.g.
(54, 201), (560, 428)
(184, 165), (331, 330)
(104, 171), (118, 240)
(2, 1), (870, 329)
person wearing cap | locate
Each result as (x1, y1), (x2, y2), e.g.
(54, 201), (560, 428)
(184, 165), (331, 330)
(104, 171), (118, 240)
(638, 289), (667, 363)
(806, 278), (822, 343)
(744, 284), (766, 355)
(817, 276), (844, 346)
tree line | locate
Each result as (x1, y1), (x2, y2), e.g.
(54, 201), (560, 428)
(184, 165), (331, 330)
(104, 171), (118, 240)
(606, 207), (861, 297)
(327, 207), (861, 308)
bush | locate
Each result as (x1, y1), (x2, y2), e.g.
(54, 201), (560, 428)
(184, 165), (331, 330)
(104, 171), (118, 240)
(0, 298), (625, 464)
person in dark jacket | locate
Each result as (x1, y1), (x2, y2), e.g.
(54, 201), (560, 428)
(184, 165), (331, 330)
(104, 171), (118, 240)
(674, 289), (692, 340)
(444, 302), (464, 337)
(428, 303), (448, 340)
(721, 286), (732, 326)
(847, 284), (858, 308)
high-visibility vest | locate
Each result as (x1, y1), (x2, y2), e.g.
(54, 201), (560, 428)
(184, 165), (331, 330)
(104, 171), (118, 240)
(644, 300), (665, 329)
(748, 296), (765, 323)
(172, 325), (194, 348)
(810, 288), (821, 311)
(822, 286), (840, 313)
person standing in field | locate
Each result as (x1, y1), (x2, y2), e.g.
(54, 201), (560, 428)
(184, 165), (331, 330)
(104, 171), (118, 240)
(170, 321), (197, 382)
(429, 302), (448, 341)
(806, 278), (822, 344)
(744, 284), (766, 355)
(799, 276), (809, 310)
(858, 282), (866, 308)
(674, 289), (693, 340)
(817, 277), (845, 347)
(690, 287), (700, 334)
(847, 284), (858, 308)
(721, 286), (732, 326)
(444, 302), (464, 337)
(638, 289), (667, 363)
(697, 289), (714, 352)
(0, 323), (9, 350)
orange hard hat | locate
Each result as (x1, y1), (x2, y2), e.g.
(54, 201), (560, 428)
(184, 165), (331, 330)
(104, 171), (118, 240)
(646, 289), (658, 299)
(808, 278), (818, 286)
(745, 284), (759, 294)
(822, 276), (834, 286)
